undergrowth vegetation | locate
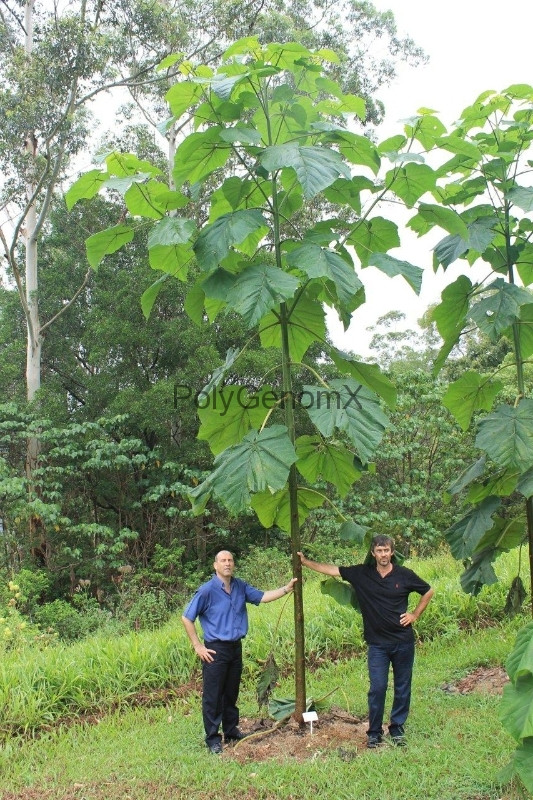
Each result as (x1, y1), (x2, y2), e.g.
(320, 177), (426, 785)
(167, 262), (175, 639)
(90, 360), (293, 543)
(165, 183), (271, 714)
(0, 549), (528, 743)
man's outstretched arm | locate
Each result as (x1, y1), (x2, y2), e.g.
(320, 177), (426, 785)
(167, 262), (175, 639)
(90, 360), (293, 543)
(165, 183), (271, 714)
(260, 577), (298, 603)
(298, 551), (340, 577)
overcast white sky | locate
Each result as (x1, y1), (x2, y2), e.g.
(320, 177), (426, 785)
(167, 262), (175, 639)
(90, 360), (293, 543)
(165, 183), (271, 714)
(328, 0), (533, 356)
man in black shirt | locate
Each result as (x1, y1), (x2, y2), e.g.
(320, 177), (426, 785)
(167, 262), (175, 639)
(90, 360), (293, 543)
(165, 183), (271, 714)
(298, 535), (433, 748)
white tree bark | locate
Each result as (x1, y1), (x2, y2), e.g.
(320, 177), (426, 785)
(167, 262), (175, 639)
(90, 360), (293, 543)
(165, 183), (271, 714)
(24, 0), (41, 480)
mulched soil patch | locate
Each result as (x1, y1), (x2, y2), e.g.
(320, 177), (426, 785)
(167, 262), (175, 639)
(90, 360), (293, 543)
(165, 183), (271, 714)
(441, 665), (509, 695)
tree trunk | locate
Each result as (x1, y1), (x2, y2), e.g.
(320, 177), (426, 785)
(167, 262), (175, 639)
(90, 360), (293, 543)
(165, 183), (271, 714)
(279, 303), (306, 721)
(23, 0), (45, 561)
(24, 0), (41, 414)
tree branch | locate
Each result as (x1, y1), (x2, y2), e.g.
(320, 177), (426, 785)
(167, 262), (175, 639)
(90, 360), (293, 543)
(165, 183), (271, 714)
(40, 268), (91, 334)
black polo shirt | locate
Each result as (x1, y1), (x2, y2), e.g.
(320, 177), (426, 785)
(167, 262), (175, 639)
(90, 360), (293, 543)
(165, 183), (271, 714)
(339, 564), (431, 645)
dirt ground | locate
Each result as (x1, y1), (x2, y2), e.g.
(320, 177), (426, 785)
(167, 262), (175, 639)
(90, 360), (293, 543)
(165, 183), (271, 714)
(225, 664), (510, 763)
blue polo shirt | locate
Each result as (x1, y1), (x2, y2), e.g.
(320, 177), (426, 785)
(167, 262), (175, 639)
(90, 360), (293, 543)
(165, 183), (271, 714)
(183, 575), (264, 641)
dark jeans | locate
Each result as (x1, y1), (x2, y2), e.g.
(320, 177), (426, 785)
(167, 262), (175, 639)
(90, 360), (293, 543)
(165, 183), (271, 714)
(202, 639), (242, 746)
(367, 640), (415, 738)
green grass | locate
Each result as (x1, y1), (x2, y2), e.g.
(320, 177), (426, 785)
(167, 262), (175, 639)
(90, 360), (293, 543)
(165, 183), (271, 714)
(0, 625), (525, 800)
(0, 549), (530, 799)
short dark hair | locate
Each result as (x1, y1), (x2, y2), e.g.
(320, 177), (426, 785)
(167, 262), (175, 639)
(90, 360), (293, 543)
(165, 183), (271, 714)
(371, 534), (395, 551)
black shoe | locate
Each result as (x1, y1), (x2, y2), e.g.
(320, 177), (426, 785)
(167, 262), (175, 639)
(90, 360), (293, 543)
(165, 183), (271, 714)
(390, 734), (406, 746)
(389, 725), (406, 746)
(207, 741), (223, 754)
(367, 735), (383, 749)
(225, 730), (249, 743)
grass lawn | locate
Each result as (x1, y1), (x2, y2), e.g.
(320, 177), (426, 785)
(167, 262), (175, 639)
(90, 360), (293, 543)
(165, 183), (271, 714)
(0, 623), (526, 800)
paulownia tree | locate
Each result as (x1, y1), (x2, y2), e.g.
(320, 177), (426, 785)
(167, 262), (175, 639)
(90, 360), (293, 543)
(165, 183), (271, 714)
(402, 85), (533, 794)
(68, 38), (434, 718)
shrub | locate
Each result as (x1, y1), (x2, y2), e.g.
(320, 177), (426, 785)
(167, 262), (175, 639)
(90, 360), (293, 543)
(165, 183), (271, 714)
(238, 546), (293, 588)
(114, 587), (172, 631)
(33, 599), (88, 641)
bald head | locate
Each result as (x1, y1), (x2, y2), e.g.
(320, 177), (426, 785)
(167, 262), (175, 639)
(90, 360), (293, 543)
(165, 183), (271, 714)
(213, 550), (235, 582)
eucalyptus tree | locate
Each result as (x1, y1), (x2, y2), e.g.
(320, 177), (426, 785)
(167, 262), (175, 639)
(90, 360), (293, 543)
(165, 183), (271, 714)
(68, 39), (435, 718)
(0, 0), (176, 468)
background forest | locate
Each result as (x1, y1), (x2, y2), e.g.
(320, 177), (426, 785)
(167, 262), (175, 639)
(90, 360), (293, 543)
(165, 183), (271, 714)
(0, 0), (448, 633)
(0, 0), (529, 648)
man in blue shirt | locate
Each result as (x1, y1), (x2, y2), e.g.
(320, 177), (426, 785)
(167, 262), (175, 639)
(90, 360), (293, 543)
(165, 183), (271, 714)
(298, 535), (433, 748)
(182, 550), (297, 753)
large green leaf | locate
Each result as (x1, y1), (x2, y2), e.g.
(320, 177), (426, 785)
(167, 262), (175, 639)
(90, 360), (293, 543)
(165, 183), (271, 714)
(268, 695), (315, 721)
(295, 435), (360, 497)
(465, 215), (498, 253)
(445, 496), (500, 559)
(431, 275), (472, 373)
(124, 181), (173, 219)
(469, 279), (533, 342)
(507, 737), (533, 795)
(329, 350), (397, 410)
(347, 217), (400, 267)
(409, 203), (469, 238)
(259, 143), (351, 199)
(433, 216), (497, 269)
(65, 169), (106, 210)
(448, 456), (487, 495)
(442, 371), (503, 431)
(507, 186), (533, 213)
(328, 131), (380, 174)
(436, 133), (481, 161)
(225, 264), (300, 328)
(85, 225), (134, 269)
(301, 379), (390, 464)
(516, 246), (533, 288)
(502, 620), (533, 780)
(459, 550), (499, 595)
(476, 400), (533, 472)
(140, 274), (169, 318)
(506, 621), (533, 683)
(197, 386), (273, 454)
(194, 210), (268, 273)
(367, 253), (423, 295)
(320, 578), (359, 610)
(173, 127), (232, 187)
(104, 152), (162, 178)
(501, 675), (533, 742)
(286, 243), (361, 309)
(471, 515), (526, 557)
(433, 234), (469, 268)
(431, 276), (472, 341)
(200, 348), (240, 396)
(386, 163), (436, 208)
(466, 468), (518, 504)
(517, 466), (533, 498)
(323, 176), (376, 214)
(165, 80), (202, 116)
(251, 486), (325, 531)
(148, 217), (196, 248)
(257, 653), (279, 709)
(259, 294), (326, 361)
(218, 123), (262, 144)
(209, 176), (261, 216)
(339, 520), (369, 543)
(189, 425), (297, 515)
(406, 113), (447, 149)
(148, 243), (193, 278)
